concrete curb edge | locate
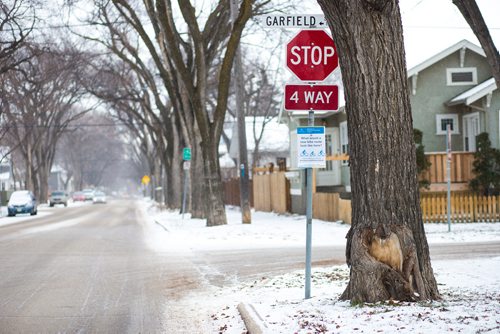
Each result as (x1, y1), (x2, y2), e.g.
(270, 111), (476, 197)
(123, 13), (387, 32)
(237, 302), (267, 334)
(153, 219), (169, 232)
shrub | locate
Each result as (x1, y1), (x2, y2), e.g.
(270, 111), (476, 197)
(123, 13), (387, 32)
(414, 129), (431, 189)
(469, 132), (500, 196)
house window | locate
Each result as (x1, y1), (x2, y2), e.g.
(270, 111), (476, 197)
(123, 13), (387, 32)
(340, 121), (349, 166)
(436, 114), (459, 135)
(446, 67), (477, 86)
(320, 134), (334, 171)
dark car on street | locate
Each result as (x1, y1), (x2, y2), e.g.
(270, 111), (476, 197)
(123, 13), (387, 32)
(7, 190), (38, 216)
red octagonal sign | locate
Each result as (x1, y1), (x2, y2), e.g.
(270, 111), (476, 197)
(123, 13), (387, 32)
(286, 29), (338, 81)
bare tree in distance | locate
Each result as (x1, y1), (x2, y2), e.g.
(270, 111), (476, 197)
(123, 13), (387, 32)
(0, 0), (37, 75)
(245, 61), (281, 168)
(0, 0), (38, 154)
(317, 0), (439, 303)
(65, 0), (265, 226)
(81, 50), (182, 207)
(452, 0), (500, 88)
(1, 42), (93, 201)
(57, 113), (126, 191)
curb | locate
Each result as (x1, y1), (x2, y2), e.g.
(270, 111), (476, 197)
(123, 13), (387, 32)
(153, 219), (169, 232)
(237, 302), (267, 334)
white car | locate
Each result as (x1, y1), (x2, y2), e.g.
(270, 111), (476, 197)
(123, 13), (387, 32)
(92, 191), (106, 204)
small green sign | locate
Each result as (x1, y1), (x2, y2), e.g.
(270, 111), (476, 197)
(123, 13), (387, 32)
(183, 147), (191, 161)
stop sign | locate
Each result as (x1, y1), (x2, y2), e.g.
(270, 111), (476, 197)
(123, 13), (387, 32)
(286, 29), (338, 81)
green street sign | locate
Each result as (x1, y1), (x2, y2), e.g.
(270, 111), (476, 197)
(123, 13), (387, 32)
(183, 147), (191, 161)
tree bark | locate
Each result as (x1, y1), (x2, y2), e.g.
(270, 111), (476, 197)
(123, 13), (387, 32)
(317, 0), (440, 303)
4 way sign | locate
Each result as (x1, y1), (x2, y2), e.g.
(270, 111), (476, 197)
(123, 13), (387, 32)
(285, 84), (339, 111)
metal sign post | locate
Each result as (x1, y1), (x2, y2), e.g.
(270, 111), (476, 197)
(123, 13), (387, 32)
(182, 148), (191, 220)
(296, 113), (325, 299)
(446, 125), (452, 232)
(305, 110), (314, 299)
(286, 27), (337, 300)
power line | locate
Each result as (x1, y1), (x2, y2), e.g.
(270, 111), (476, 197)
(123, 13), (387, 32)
(405, 25), (500, 30)
(0, 123), (129, 129)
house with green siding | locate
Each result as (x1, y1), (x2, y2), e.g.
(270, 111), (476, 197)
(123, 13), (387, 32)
(408, 39), (498, 152)
(282, 39), (499, 213)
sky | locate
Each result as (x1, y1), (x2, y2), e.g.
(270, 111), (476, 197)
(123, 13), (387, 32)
(37, 1), (500, 75)
(399, 0), (500, 69)
(247, 0), (500, 117)
(300, 0), (500, 70)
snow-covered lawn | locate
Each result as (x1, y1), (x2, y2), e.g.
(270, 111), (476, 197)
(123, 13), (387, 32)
(146, 203), (500, 333)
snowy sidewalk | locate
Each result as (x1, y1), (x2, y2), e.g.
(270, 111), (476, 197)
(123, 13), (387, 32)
(144, 203), (500, 334)
(147, 204), (500, 251)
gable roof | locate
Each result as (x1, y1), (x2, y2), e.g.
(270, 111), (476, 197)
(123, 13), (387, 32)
(228, 117), (289, 160)
(447, 77), (497, 106)
(407, 39), (485, 78)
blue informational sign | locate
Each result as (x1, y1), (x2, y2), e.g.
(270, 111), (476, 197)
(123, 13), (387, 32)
(296, 126), (326, 168)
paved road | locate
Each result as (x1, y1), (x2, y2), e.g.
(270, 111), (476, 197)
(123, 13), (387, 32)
(0, 200), (498, 333)
(190, 241), (500, 283)
(0, 200), (209, 333)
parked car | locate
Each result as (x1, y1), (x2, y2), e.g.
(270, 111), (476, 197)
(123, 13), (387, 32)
(72, 191), (85, 202)
(82, 189), (95, 201)
(92, 191), (106, 204)
(7, 190), (37, 216)
(49, 191), (68, 207)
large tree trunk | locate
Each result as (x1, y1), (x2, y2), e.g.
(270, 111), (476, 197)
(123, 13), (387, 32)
(201, 136), (227, 227)
(317, 0), (440, 303)
(190, 139), (206, 219)
(38, 163), (50, 204)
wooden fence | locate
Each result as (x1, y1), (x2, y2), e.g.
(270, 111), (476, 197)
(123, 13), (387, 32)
(421, 192), (500, 223)
(313, 192), (352, 224)
(252, 171), (290, 214)
(421, 152), (475, 184)
(223, 178), (253, 207)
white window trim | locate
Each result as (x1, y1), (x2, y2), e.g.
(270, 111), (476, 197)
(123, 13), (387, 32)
(463, 112), (481, 152)
(436, 114), (459, 135)
(446, 67), (477, 86)
(339, 121), (349, 166)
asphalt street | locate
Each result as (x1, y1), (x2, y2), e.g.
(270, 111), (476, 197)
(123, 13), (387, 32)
(0, 200), (207, 333)
(0, 199), (498, 333)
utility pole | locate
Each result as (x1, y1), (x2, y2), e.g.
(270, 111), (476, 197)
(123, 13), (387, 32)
(231, 0), (251, 224)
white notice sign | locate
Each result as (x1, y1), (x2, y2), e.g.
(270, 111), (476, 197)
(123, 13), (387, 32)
(297, 126), (326, 168)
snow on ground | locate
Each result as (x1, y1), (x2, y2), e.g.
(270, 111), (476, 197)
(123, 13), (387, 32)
(145, 203), (500, 334)
(207, 257), (500, 333)
(147, 204), (500, 250)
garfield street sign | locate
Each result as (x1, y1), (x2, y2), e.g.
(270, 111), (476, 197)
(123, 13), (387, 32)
(260, 15), (327, 28)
